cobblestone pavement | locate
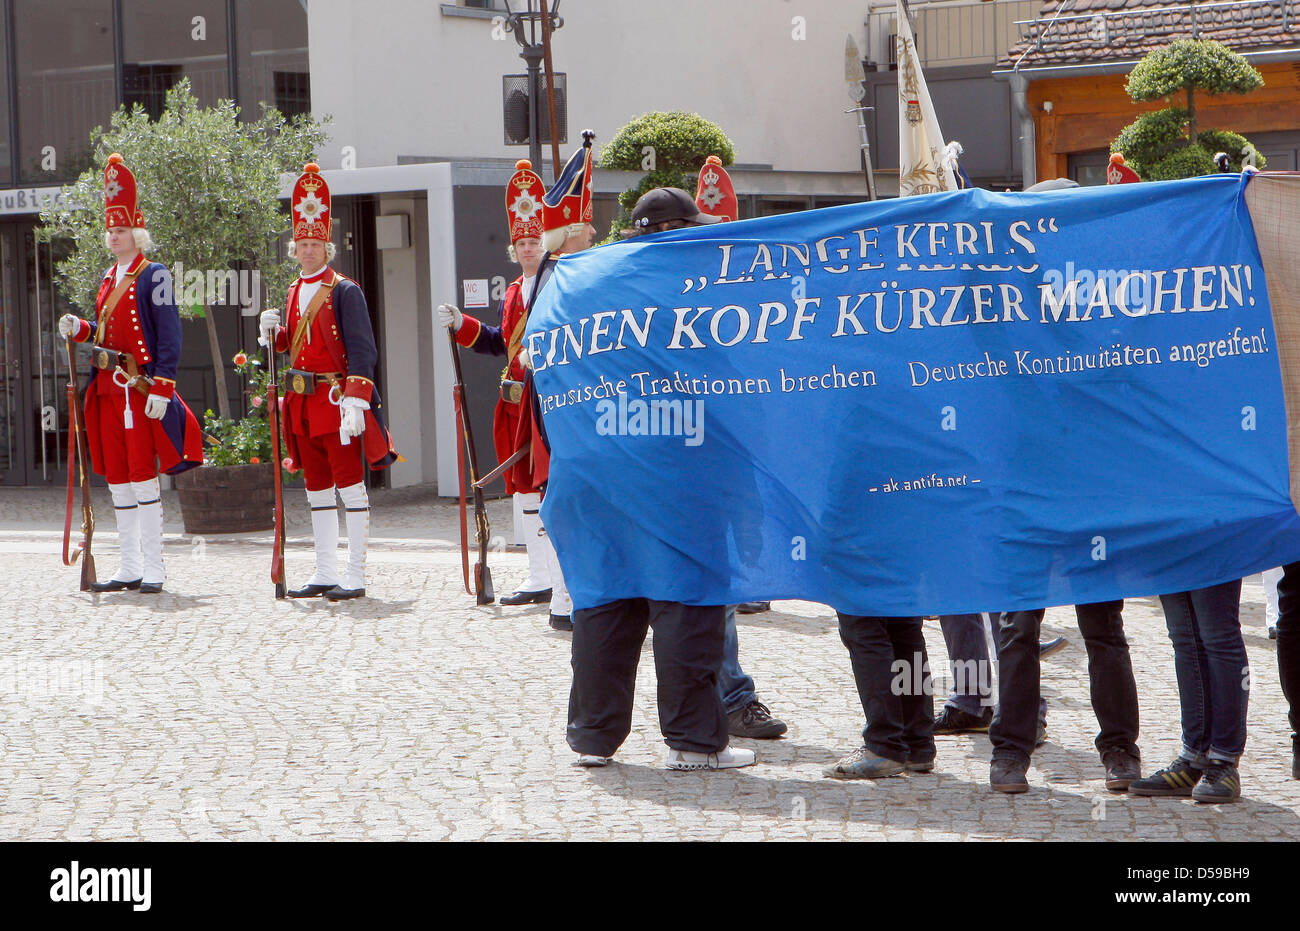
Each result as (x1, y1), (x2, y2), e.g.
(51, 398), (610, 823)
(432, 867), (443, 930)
(1, 483), (1297, 842)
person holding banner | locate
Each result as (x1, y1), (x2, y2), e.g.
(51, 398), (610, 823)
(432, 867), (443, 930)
(439, 160), (555, 609)
(58, 152), (203, 594)
(1130, 580), (1248, 802)
(258, 162), (398, 602)
(564, 184), (756, 771)
(1275, 563), (1300, 779)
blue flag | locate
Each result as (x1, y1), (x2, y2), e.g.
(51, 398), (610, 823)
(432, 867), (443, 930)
(527, 175), (1300, 615)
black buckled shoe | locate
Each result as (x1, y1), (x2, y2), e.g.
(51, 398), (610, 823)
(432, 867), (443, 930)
(90, 578), (142, 593)
(324, 586), (365, 601)
(138, 581), (163, 594)
(500, 588), (552, 606)
(288, 583), (336, 598)
(549, 613), (573, 631)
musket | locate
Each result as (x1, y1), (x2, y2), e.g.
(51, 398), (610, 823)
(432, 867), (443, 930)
(473, 444), (527, 490)
(265, 336), (287, 599)
(62, 337), (96, 591)
(447, 329), (495, 605)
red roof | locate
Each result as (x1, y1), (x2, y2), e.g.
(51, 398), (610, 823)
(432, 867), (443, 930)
(1003, 0), (1300, 68)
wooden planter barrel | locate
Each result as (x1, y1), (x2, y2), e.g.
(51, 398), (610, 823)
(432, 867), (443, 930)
(174, 463), (276, 534)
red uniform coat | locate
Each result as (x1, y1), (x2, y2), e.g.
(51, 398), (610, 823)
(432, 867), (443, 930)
(71, 253), (203, 478)
(455, 276), (543, 494)
(272, 267), (398, 472)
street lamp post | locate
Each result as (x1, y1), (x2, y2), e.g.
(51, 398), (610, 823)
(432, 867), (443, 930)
(503, 0), (564, 178)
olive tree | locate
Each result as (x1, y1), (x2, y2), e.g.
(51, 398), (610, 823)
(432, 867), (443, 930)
(596, 111), (735, 242)
(38, 79), (328, 418)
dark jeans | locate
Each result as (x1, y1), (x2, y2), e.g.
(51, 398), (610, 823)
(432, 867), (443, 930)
(1159, 580), (1248, 764)
(1074, 600), (1140, 758)
(989, 610), (1044, 766)
(1277, 562), (1300, 748)
(567, 599), (729, 757)
(938, 613), (1045, 720)
(945, 604), (1138, 760)
(835, 613), (934, 764)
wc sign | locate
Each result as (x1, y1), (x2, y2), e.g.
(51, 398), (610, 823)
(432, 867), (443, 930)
(462, 278), (490, 309)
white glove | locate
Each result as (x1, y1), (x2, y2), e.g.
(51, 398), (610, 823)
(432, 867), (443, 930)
(437, 303), (463, 331)
(518, 345), (533, 370)
(339, 402), (365, 443)
(144, 393), (170, 420)
(259, 309), (281, 342)
(58, 314), (80, 339)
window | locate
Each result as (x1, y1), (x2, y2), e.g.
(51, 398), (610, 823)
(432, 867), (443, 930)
(122, 0), (230, 115)
(13, 0), (116, 183)
(235, 0), (309, 119)
(0, 11), (10, 184)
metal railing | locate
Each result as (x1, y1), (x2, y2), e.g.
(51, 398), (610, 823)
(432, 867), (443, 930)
(867, 0), (1040, 68)
(1013, 0), (1297, 63)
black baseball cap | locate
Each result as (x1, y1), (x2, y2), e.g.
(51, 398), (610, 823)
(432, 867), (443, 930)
(631, 187), (722, 229)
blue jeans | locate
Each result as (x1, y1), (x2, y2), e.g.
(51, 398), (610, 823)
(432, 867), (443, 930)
(718, 605), (757, 714)
(1159, 580), (1248, 764)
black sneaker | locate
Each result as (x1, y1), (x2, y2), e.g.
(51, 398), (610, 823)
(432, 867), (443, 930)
(1191, 761), (1241, 803)
(990, 758), (1029, 793)
(727, 700), (788, 739)
(1101, 749), (1142, 792)
(933, 706), (992, 735)
(1130, 757), (1202, 797)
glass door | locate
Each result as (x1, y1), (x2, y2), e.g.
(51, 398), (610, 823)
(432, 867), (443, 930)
(0, 228), (22, 483)
(27, 229), (74, 485)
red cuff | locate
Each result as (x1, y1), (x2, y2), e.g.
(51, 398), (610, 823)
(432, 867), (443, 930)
(273, 326), (289, 354)
(72, 319), (93, 343)
(343, 375), (374, 403)
(456, 314), (482, 348)
(149, 378), (176, 400)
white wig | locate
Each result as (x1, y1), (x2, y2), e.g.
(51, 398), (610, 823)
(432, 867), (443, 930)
(287, 240), (337, 261)
(104, 228), (154, 252)
(542, 224), (583, 254)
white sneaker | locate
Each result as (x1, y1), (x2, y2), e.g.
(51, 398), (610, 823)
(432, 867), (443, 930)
(665, 746), (756, 771)
(576, 755), (611, 767)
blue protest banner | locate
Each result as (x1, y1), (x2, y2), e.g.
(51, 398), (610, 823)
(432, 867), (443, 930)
(527, 174), (1300, 615)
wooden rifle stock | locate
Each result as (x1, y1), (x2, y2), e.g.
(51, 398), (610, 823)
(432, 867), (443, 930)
(447, 329), (495, 605)
(265, 337), (287, 599)
(63, 338), (96, 590)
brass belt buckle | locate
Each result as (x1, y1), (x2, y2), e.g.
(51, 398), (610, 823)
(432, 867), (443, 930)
(501, 379), (524, 404)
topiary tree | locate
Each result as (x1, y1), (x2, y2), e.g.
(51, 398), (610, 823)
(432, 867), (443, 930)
(596, 111), (736, 242)
(1111, 39), (1265, 180)
(38, 78), (328, 419)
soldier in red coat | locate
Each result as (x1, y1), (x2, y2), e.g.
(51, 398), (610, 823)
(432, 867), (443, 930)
(59, 152), (203, 594)
(439, 139), (596, 631)
(438, 160), (556, 608)
(259, 163), (398, 601)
